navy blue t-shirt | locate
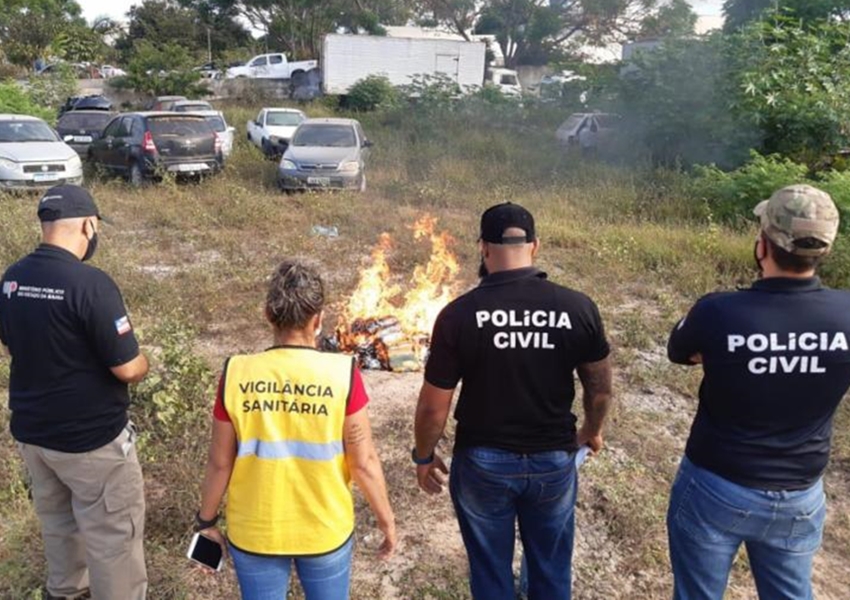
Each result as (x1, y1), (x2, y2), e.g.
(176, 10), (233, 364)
(0, 244), (140, 452)
(425, 267), (610, 454)
(668, 276), (850, 490)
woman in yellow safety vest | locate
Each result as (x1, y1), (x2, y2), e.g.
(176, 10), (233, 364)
(195, 261), (396, 599)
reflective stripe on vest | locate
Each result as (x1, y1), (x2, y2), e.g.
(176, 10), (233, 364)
(223, 347), (355, 555)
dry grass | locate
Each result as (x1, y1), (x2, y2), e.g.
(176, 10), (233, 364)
(1, 98), (848, 599)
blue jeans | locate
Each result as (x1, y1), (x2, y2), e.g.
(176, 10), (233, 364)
(450, 446), (577, 600)
(667, 457), (826, 600)
(228, 536), (353, 600)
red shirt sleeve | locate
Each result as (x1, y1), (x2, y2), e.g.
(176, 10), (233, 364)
(212, 374), (231, 422)
(346, 368), (370, 415)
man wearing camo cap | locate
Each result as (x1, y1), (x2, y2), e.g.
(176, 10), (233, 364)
(665, 184), (850, 599)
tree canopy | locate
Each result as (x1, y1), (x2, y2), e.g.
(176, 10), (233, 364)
(0, 0), (86, 66)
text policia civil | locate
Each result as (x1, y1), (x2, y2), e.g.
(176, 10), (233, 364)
(476, 309), (573, 350)
(727, 331), (849, 374)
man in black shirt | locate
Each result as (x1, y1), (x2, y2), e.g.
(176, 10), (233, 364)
(667, 184), (850, 600)
(0, 185), (149, 600)
(413, 203), (613, 600)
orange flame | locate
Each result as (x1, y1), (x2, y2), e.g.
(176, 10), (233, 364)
(336, 215), (459, 370)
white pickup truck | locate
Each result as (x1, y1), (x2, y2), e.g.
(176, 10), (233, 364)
(246, 108), (307, 157)
(226, 53), (318, 82)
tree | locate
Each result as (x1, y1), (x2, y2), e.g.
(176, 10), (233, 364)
(723, 0), (850, 32)
(609, 33), (758, 167)
(116, 0), (200, 62)
(237, 0), (416, 59)
(0, 0), (86, 67)
(638, 0), (697, 39)
(120, 40), (207, 96)
(727, 14), (850, 164)
(421, 0), (662, 68)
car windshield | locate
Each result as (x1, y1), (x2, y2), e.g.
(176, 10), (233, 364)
(57, 113), (114, 130)
(292, 124), (356, 147)
(500, 74), (518, 85)
(204, 116), (226, 132)
(149, 117), (211, 137)
(266, 112), (304, 127)
(0, 120), (58, 142)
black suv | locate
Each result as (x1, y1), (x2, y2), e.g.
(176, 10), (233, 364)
(88, 112), (222, 185)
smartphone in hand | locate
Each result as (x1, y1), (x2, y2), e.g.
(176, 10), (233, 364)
(187, 532), (223, 572)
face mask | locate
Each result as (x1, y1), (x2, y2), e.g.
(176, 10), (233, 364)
(82, 231), (98, 262)
(478, 256), (489, 278)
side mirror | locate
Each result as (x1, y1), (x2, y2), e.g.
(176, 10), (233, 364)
(63, 135), (74, 142)
(362, 139), (374, 148)
(227, 126), (235, 133)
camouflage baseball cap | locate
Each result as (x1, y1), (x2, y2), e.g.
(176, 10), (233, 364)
(753, 185), (839, 257)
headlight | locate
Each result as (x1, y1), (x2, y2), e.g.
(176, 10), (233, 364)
(339, 161), (360, 173)
(68, 155), (82, 170)
(0, 158), (19, 171)
(280, 159), (297, 170)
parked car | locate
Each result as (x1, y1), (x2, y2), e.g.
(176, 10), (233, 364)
(247, 108), (307, 157)
(226, 53), (318, 82)
(0, 114), (84, 191)
(99, 65), (127, 78)
(194, 62), (221, 79)
(190, 110), (235, 159)
(88, 112), (222, 186)
(58, 95), (113, 117)
(278, 118), (371, 192)
(56, 110), (117, 156)
(148, 96), (188, 111)
(485, 68), (522, 97)
(555, 112), (620, 147)
(170, 100), (214, 113)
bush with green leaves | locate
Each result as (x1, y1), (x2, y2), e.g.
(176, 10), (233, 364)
(25, 64), (78, 117)
(346, 75), (400, 111)
(0, 81), (55, 121)
(121, 40), (208, 98)
(728, 14), (850, 166)
(688, 151), (850, 232)
(689, 152), (809, 223)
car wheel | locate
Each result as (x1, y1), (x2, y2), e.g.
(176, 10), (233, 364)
(261, 139), (277, 159)
(129, 161), (144, 187)
(359, 172), (367, 193)
(291, 70), (307, 86)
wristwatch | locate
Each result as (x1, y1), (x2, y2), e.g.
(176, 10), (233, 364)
(194, 510), (220, 532)
(411, 447), (435, 465)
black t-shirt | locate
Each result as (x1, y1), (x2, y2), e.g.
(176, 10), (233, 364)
(425, 267), (610, 453)
(668, 277), (850, 491)
(0, 244), (140, 452)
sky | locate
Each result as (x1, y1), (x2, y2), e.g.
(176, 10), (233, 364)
(77, 0), (726, 24)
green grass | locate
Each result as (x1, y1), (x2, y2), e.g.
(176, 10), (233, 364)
(1, 97), (849, 599)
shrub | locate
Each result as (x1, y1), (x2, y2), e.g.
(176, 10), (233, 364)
(25, 64), (78, 118)
(346, 75), (400, 111)
(688, 151), (809, 224)
(0, 81), (54, 121)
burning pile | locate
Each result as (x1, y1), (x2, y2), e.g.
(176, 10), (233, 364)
(322, 215), (459, 371)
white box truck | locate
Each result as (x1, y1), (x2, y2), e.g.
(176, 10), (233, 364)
(322, 34), (486, 95)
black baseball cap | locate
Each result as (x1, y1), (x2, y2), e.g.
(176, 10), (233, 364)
(480, 202), (536, 244)
(37, 185), (107, 223)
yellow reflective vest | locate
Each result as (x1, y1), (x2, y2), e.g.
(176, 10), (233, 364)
(222, 346), (356, 555)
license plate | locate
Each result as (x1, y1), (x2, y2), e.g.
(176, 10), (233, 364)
(33, 172), (59, 182)
(73, 135), (92, 142)
(307, 177), (331, 186)
(170, 163), (209, 172)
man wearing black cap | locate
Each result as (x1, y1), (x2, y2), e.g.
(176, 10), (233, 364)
(413, 202), (613, 600)
(0, 185), (149, 600)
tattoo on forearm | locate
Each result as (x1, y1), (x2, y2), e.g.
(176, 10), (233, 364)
(346, 423), (367, 446)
